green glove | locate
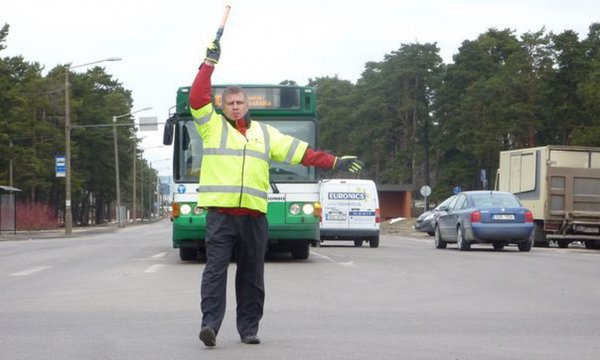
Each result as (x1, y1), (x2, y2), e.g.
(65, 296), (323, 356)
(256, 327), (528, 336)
(205, 39), (221, 64)
(334, 156), (364, 173)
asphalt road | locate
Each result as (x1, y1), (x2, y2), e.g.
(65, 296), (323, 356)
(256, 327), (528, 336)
(0, 220), (599, 360)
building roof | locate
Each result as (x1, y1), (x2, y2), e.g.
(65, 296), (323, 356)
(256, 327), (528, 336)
(0, 185), (22, 192)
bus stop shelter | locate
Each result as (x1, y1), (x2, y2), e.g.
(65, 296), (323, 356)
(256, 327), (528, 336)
(0, 185), (21, 234)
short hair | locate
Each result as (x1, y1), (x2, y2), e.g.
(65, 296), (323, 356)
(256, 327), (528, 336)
(222, 86), (248, 103)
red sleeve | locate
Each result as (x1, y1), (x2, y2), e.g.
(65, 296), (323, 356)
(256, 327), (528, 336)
(301, 148), (336, 169)
(189, 64), (214, 110)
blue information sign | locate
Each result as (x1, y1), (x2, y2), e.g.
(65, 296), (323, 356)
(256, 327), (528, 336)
(55, 156), (65, 178)
(453, 186), (462, 195)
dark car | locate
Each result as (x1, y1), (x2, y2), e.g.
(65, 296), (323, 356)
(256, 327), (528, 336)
(434, 191), (534, 251)
(414, 195), (457, 236)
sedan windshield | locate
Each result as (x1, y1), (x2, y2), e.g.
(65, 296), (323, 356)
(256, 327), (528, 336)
(471, 193), (521, 208)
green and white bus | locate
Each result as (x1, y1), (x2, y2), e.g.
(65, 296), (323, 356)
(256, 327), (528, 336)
(163, 84), (321, 261)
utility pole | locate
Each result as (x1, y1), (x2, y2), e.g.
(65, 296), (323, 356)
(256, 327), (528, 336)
(112, 107), (152, 227)
(9, 139), (13, 187)
(64, 57), (121, 235)
(132, 147), (136, 223)
(140, 158), (144, 221)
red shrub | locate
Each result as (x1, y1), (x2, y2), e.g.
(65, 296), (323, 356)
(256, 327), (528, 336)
(16, 202), (60, 230)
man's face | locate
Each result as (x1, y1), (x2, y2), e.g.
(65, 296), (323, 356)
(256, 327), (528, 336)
(222, 92), (248, 121)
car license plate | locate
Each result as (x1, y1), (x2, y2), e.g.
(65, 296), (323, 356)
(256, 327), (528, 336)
(326, 213), (346, 221)
(493, 214), (515, 220)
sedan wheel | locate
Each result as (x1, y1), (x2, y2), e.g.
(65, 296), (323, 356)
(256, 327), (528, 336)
(434, 226), (447, 249)
(518, 237), (533, 252)
(457, 226), (471, 251)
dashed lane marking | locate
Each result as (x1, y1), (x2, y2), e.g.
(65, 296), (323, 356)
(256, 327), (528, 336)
(10, 266), (52, 276)
(144, 264), (166, 274)
(151, 252), (167, 258)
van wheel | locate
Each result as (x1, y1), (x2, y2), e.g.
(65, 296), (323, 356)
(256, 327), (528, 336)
(492, 242), (505, 251)
(354, 240), (363, 247)
(369, 236), (379, 248)
(179, 247), (198, 261)
(291, 243), (310, 260)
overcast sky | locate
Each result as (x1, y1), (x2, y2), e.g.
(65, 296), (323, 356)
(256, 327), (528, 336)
(3, 0), (599, 175)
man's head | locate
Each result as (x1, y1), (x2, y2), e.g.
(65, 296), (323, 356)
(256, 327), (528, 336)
(221, 86), (249, 121)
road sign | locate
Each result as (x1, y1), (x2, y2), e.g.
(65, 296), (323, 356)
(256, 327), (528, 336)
(55, 156), (65, 178)
(453, 186), (462, 195)
(420, 185), (432, 197)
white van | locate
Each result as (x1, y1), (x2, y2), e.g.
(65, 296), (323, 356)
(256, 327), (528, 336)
(319, 179), (380, 247)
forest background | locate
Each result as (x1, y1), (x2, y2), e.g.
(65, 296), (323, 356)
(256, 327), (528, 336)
(2, 23), (600, 228)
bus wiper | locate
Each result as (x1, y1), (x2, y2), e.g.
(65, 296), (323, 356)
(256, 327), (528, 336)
(270, 182), (280, 194)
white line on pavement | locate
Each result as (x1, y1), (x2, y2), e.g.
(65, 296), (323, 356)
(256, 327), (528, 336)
(144, 264), (165, 274)
(151, 252), (167, 258)
(310, 251), (336, 262)
(10, 266), (53, 276)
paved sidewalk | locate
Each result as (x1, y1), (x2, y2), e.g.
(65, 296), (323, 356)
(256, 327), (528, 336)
(0, 224), (118, 241)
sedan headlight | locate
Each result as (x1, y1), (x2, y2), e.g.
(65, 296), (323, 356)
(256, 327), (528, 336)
(180, 204), (192, 215)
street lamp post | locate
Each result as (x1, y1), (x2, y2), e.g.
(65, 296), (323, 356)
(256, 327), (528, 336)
(113, 107), (152, 227)
(64, 57), (121, 235)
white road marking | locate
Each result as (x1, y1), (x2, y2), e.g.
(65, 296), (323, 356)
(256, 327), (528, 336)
(144, 264), (165, 273)
(10, 266), (52, 276)
(151, 252), (167, 258)
(310, 251), (336, 262)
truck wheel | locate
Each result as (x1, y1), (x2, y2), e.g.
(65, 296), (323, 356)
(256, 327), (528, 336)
(457, 226), (470, 251)
(584, 241), (600, 249)
(518, 237), (533, 252)
(179, 247), (198, 261)
(354, 240), (363, 247)
(434, 225), (447, 249)
(531, 222), (549, 247)
(369, 236), (379, 248)
(291, 243), (310, 260)
(557, 240), (569, 248)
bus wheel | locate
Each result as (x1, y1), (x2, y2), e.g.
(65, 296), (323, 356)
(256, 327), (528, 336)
(179, 247), (198, 261)
(354, 240), (363, 247)
(291, 243), (309, 260)
(369, 236), (380, 248)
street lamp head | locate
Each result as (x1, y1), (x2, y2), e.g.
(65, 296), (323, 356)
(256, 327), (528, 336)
(106, 57), (122, 62)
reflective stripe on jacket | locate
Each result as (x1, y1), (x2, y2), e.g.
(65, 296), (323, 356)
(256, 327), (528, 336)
(191, 102), (308, 213)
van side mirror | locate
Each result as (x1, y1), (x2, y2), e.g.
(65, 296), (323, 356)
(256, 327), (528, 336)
(163, 115), (176, 145)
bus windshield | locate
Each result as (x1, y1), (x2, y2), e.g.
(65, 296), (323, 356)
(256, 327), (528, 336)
(176, 118), (316, 183)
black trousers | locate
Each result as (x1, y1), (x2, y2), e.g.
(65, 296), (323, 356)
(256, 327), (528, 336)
(201, 210), (268, 337)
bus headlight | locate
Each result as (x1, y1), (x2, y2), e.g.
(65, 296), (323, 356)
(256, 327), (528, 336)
(180, 204), (192, 215)
(289, 203), (301, 215)
(302, 203), (314, 215)
(193, 206), (204, 215)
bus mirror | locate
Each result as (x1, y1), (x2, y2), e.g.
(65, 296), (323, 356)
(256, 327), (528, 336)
(163, 116), (175, 145)
(182, 126), (190, 151)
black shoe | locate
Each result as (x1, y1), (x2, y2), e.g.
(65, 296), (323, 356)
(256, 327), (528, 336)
(241, 335), (260, 344)
(199, 327), (216, 347)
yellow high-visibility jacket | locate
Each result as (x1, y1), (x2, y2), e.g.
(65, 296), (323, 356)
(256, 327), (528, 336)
(191, 103), (308, 213)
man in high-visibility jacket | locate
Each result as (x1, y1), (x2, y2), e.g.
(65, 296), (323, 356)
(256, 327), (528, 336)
(191, 39), (363, 347)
